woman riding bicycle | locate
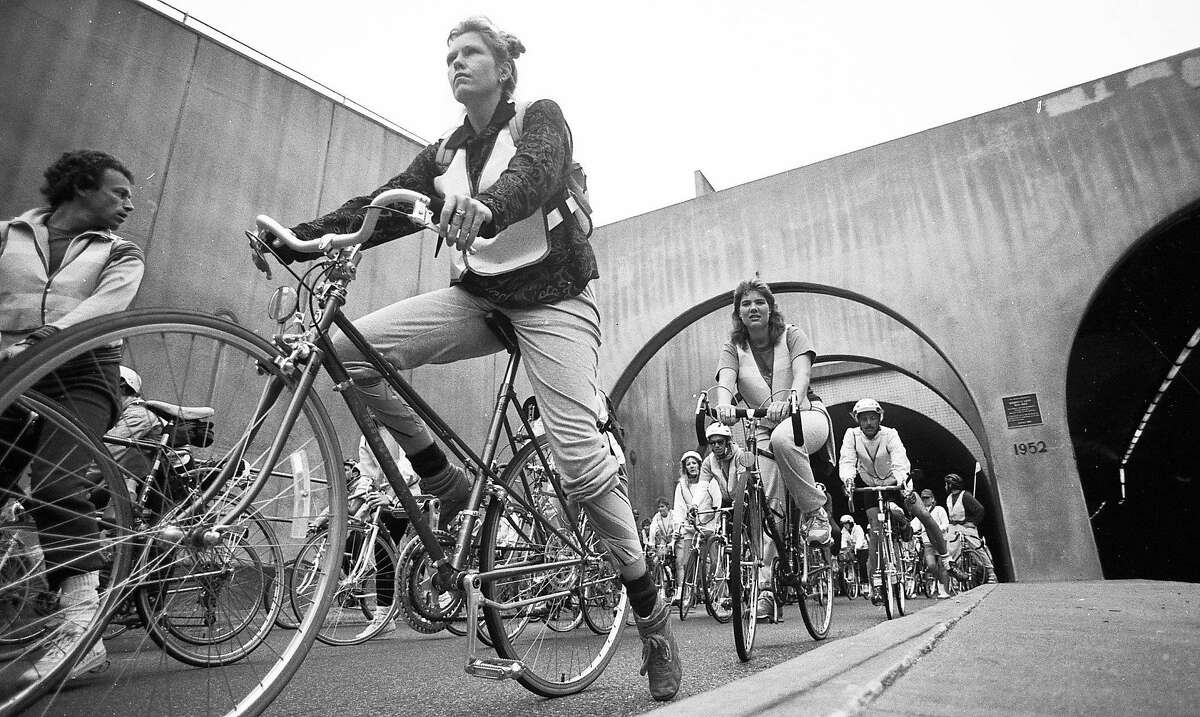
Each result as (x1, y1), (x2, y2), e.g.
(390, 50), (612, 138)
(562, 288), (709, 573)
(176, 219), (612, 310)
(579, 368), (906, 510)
(712, 278), (831, 622)
(670, 450), (712, 605)
(267, 17), (680, 701)
(943, 472), (998, 584)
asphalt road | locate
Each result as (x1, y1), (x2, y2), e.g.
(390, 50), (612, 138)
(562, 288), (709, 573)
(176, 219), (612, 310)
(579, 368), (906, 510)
(266, 594), (935, 717)
(29, 592), (935, 717)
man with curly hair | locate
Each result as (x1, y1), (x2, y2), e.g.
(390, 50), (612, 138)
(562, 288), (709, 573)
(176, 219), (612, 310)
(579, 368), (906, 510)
(1, 149), (144, 683)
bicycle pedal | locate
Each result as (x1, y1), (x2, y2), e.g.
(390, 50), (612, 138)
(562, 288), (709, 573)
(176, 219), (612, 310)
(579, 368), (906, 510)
(465, 656), (524, 681)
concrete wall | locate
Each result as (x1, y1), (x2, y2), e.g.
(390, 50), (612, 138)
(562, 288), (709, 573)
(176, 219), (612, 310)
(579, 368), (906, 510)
(7, 0), (1199, 581)
(0, 0), (509, 457)
(596, 51), (1200, 582)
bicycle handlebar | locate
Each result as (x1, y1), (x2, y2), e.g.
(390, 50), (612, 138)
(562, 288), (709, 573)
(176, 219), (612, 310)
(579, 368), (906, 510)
(255, 188), (498, 256)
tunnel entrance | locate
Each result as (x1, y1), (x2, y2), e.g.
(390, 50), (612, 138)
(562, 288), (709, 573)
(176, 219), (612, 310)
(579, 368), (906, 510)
(1068, 201), (1200, 581)
(823, 401), (1010, 581)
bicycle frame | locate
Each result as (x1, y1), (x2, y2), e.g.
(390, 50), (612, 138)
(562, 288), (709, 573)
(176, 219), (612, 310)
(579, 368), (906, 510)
(855, 485), (906, 616)
(232, 242), (606, 678)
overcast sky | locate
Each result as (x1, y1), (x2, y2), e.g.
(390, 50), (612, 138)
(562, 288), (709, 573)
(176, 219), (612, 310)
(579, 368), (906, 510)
(151, 0), (1200, 226)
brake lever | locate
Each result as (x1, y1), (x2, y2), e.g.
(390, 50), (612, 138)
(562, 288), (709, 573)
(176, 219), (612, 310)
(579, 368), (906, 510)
(245, 230), (273, 280)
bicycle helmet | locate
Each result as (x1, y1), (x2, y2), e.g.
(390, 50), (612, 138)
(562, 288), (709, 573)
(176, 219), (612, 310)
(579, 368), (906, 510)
(704, 423), (732, 441)
(944, 473), (964, 490)
(851, 398), (883, 418)
(118, 366), (143, 395)
(839, 514), (854, 525)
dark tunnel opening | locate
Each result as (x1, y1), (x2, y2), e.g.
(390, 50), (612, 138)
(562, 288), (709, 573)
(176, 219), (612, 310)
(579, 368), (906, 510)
(1068, 201), (1200, 582)
(821, 401), (1010, 581)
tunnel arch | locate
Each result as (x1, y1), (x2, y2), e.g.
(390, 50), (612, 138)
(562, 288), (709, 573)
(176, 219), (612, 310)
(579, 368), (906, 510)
(1066, 196), (1200, 580)
(608, 281), (993, 465)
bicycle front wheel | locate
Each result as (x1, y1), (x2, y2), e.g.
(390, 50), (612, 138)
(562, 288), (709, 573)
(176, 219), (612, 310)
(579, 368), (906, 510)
(291, 523), (397, 647)
(798, 542), (834, 640)
(883, 536), (906, 620)
(678, 551), (697, 621)
(479, 435), (627, 697)
(0, 310), (347, 717)
(730, 473), (763, 662)
(0, 394), (133, 716)
(704, 534), (732, 623)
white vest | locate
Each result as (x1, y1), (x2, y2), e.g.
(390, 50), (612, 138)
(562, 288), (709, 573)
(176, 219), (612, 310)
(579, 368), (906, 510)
(0, 213), (127, 346)
(433, 122), (551, 278)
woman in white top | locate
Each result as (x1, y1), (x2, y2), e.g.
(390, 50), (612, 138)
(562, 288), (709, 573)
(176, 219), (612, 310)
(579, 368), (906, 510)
(670, 451), (702, 603)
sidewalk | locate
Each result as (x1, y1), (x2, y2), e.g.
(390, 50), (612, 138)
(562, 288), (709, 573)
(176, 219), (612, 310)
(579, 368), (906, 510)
(650, 580), (1200, 716)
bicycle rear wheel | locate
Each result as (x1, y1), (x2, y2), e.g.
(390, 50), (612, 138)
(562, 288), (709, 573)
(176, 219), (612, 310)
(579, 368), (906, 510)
(730, 473), (762, 662)
(798, 542), (834, 640)
(136, 507), (284, 665)
(479, 435), (627, 697)
(0, 310), (346, 717)
(0, 394), (133, 716)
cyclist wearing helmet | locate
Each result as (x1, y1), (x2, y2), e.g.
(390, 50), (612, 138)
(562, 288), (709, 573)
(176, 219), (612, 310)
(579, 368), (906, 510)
(698, 422), (740, 511)
(943, 473), (998, 584)
(714, 278), (832, 622)
(102, 367), (164, 486)
(838, 398), (949, 605)
(838, 514), (869, 590)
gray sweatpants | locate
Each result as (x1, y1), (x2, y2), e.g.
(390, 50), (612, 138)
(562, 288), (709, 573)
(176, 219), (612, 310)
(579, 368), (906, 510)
(330, 284), (643, 566)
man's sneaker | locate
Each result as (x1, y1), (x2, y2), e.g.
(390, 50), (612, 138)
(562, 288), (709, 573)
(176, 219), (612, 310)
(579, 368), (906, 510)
(634, 596), (682, 701)
(355, 609), (398, 640)
(802, 507), (832, 545)
(935, 587), (952, 599)
(18, 626), (108, 684)
(985, 570), (998, 584)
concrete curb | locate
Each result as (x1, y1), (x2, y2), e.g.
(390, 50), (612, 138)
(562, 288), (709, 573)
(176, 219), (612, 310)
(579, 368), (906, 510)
(649, 585), (997, 716)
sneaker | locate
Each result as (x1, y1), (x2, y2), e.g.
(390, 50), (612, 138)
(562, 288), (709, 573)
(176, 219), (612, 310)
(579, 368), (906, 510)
(756, 589), (776, 622)
(355, 609), (398, 640)
(870, 585), (884, 606)
(985, 571), (998, 584)
(802, 507), (832, 545)
(634, 596), (682, 701)
(423, 464), (472, 531)
(19, 626), (108, 684)
(947, 565), (968, 582)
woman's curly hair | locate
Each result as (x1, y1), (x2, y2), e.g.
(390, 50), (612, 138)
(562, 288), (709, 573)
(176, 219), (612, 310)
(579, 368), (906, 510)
(729, 278), (786, 348)
(448, 16), (525, 99)
(40, 150), (133, 208)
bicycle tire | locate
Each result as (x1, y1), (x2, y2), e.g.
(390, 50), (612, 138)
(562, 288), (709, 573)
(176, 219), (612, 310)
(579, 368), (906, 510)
(0, 394), (134, 716)
(136, 507), (284, 665)
(797, 542), (833, 640)
(730, 472), (762, 662)
(579, 515), (623, 636)
(479, 435), (627, 697)
(678, 552), (697, 621)
(883, 535), (906, 619)
(841, 559), (860, 600)
(704, 534), (732, 624)
(290, 523), (397, 647)
(0, 310), (347, 717)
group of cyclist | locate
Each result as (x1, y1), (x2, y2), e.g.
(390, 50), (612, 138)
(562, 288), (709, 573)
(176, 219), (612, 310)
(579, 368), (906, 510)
(0, 10), (1004, 711)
